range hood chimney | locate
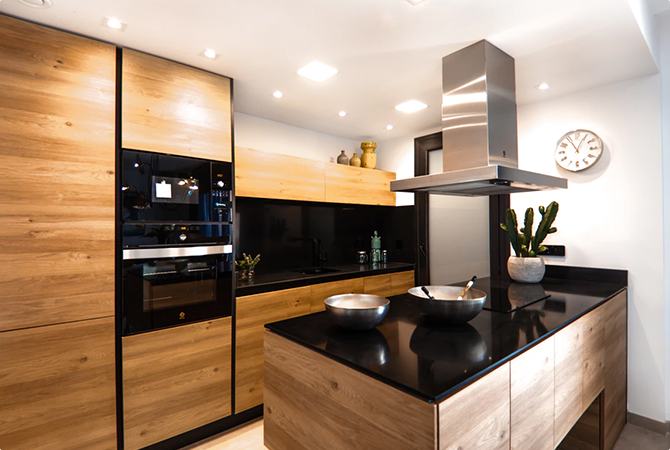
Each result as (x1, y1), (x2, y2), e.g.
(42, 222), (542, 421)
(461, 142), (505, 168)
(391, 40), (567, 196)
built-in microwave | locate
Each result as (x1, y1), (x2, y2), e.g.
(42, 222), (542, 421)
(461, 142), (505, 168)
(121, 149), (232, 224)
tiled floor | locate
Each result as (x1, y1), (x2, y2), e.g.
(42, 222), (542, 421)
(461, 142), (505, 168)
(184, 419), (669, 450)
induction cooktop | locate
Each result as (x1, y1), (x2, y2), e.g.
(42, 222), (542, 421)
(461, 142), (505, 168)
(451, 277), (551, 313)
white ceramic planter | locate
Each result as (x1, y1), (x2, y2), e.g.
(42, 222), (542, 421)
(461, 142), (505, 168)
(507, 256), (545, 283)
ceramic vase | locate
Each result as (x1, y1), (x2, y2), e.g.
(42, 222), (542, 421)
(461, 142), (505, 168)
(360, 141), (377, 169)
(337, 150), (349, 165)
(507, 256), (545, 283)
(350, 152), (361, 167)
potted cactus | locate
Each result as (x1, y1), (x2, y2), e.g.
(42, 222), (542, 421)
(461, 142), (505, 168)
(235, 253), (261, 282)
(500, 201), (559, 283)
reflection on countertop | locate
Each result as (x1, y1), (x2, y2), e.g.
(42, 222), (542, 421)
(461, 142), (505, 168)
(235, 262), (415, 296)
(266, 267), (627, 402)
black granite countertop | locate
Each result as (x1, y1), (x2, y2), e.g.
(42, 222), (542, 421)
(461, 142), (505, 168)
(265, 266), (627, 403)
(236, 262), (415, 296)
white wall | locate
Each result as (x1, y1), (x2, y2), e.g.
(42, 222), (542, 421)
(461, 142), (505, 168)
(234, 112), (359, 162)
(512, 75), (665, 422)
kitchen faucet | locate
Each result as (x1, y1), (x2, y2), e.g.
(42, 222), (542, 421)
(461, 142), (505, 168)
(312, 238), (328, 268)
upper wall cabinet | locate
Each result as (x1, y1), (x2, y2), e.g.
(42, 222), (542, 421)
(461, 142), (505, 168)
(121, 49), (232, 162)
(0, 14), (116, 332)
(235, 146), (397, 206)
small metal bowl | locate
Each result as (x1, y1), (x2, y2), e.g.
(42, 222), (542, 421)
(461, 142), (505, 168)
(407, 286), (486, 324)
(324, 294), (390, 331)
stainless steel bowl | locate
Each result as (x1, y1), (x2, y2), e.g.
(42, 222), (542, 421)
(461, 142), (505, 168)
(324, 294), (390, 331)
(407, 286), (486, 324)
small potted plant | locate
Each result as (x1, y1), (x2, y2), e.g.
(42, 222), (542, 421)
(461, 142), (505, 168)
(235, 253), (261, 282)
(500, 201), (559, 283)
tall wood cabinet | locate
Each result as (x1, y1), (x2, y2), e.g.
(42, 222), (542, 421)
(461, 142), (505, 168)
(121, 49), (233, 162)
(0, 14), (117, 449)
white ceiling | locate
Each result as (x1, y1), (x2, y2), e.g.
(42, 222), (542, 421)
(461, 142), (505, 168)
(0, 0), (660, 141)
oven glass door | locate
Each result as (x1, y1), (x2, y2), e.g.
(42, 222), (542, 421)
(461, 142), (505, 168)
(122, 247), (232, 335)
(121, 149), (232, 223)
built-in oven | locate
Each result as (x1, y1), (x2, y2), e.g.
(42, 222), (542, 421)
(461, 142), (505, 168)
(121, 243), (233, 335)
(121, 149), (232, 224)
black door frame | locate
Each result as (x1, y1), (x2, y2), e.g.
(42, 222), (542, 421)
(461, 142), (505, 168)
(413, 132), (510, 284)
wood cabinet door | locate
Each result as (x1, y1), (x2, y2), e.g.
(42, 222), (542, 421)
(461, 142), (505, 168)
(390, 270), (415, 296)
(582, 306), (605, 410)
(554, 319), (583, 447)
(122, 49), (232, 162)
(235, 286), (312, 413)
(235, 146), (325, 201)
(309, 278), (365, 313)
(0, 15), (115, 332)
(510, 337), (555, 450)
(603, 291), (627, 450)
(324, 163), (396, 206)
(439, 363), (510, 450)
(123, 317), (232, 450)
(0, 317), (116, 450)
(363, 274), (393, 297)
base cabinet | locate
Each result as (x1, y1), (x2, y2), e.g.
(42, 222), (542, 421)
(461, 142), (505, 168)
(0, 317), (117, 450)
(122, 317), (232, 450)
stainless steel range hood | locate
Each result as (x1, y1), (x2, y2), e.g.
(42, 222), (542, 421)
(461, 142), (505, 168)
(391, 40), (567, 196)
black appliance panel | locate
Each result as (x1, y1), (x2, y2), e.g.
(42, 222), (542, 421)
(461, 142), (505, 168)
(122, 223), (232, 248)
(121, 149), (232, 223)
(122, 248), (233, 335)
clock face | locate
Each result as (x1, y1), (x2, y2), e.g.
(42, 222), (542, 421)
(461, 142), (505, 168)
(555, 129), (603, 172)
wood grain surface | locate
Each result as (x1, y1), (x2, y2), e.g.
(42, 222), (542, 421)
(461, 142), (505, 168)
(235, 146), (325, 201)
(510, 337), (555, 450)
(363, 274), (393, 297)
(122, 49), (232, 161)
(235, 286), (312, 413)
(0, 14), (115, 331)
(264, 330), (436, 450)
(0, 317), (116, 449)
(324, 163), (396, 206)
(390, 270), (415, 295)
(581, 306), (605, 410)
(603, 292), (627, 450)
(554, 319), (583, 447)
(309, 278), (365, 313)
(438, 362), (510, 450)
(122, 317), (232, 450)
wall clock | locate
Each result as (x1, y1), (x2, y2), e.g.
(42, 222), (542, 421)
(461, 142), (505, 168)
(555, 129), (603, 172)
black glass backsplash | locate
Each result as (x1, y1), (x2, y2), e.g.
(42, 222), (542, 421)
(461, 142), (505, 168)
(235, 198), (415, 273)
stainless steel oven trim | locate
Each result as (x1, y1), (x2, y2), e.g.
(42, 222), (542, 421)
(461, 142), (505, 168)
(123, 244), (233, 260)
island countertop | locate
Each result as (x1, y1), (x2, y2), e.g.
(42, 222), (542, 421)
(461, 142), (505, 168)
(265, 266), (627, 403)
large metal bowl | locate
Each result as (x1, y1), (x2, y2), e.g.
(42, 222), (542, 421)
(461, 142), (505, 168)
(407, 286), (486, 324)
(324, 294), (390, 331)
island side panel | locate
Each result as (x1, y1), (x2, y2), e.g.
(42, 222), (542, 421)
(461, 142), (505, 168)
(603, 291), (627, 450)
(263, 330), (437, 450)
(438, 362), (510, 450)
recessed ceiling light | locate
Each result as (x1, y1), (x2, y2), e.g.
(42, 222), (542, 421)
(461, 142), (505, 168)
(297, 61), (338, 82)
(395, 100), (428, 114)
(386, 124), (394, 130)
(18, 0), (53, 8)
(406, 0), (426, 5)
(273, 91), (283, 98)
(538, 82), (550, 90)
(103, 17), (127, 31)
(203, 49), (217, 59)
(338, 111), (347, 117)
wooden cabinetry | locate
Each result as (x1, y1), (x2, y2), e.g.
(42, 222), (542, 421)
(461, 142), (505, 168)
(439, 363), (510, 450)
(121, 49), (232, 162)
(510, 337), (555, 450)
(234, 146), (396, 206)
(0, 317), (116, 450)
(603, 291), (627, 450)
(554, 319), (583, 446)
(0, 14), (116, 332)
(122, 317), (232, 450)
(235, 270), (414, 413)
(325, 163), (396, 206)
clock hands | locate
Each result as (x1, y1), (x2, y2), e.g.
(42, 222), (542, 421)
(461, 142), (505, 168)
(576, 134), (588, 153)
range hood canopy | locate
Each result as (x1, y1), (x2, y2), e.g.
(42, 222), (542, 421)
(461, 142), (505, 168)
(391, 40), (567, 197)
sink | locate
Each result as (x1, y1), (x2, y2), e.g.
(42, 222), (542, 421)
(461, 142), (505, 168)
(294, 267), (342, 275)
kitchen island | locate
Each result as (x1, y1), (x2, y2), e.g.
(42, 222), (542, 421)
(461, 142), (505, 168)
(263, 267), (627, 450)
